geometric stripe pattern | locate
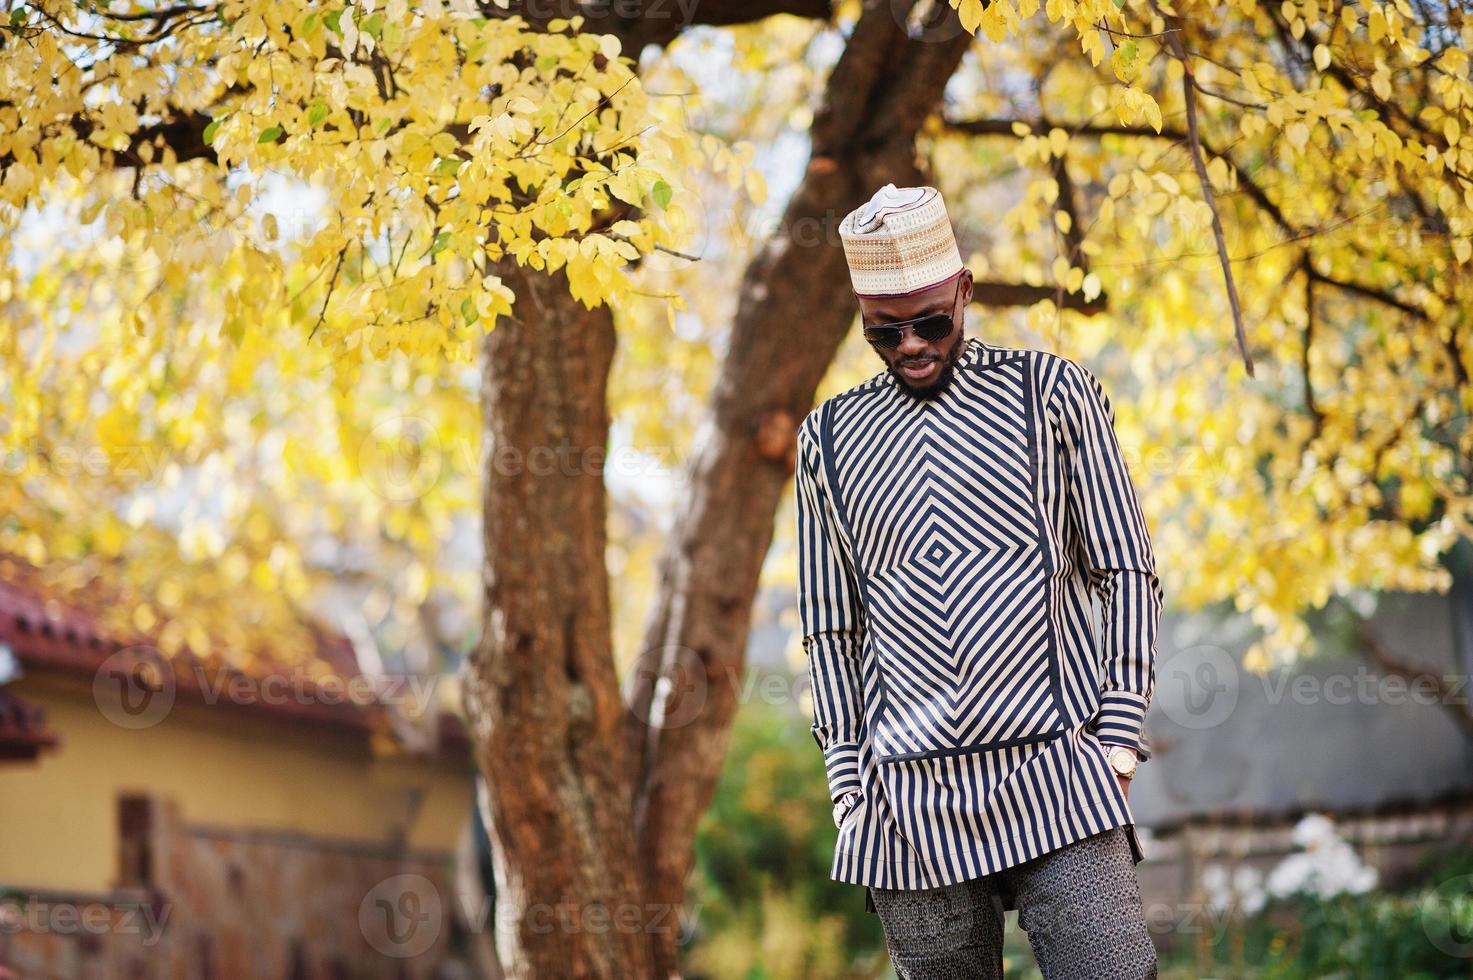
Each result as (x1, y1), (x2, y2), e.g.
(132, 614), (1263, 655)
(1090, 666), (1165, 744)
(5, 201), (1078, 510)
(795, 337), (1164, 907)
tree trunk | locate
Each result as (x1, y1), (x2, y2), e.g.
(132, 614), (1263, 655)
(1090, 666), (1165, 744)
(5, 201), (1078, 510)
(464, 259), (652, 978)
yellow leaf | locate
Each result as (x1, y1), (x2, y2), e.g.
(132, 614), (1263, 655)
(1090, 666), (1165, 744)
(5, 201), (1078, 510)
(958, 0), (983, 32)
(744, 168), (767, 205)
(1048, 127), (1069, 157)
(979, 3), (1008, 41)
(1207, 156), (1230, 189)
(1082, 272), (1102, 301)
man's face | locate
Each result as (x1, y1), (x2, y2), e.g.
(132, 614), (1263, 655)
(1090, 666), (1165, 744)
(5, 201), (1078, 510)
(858, 269), (973, 401)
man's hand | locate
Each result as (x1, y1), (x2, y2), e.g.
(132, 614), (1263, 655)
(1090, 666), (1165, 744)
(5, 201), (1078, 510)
(832, 790), (861, 829)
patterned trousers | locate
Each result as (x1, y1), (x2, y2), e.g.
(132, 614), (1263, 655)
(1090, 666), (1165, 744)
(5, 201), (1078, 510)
(869, 827), (1157, 979)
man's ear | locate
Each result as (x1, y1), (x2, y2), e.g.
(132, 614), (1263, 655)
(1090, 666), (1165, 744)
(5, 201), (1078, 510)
(961, 268), (974, 307)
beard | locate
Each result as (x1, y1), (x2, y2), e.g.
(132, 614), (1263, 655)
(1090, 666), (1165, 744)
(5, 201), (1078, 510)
(888, 337), (965, 401)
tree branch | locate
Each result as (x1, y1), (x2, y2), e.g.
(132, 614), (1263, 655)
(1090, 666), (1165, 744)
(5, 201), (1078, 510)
(1153, 0), (1255, 375)
(478, 0), (835, 52)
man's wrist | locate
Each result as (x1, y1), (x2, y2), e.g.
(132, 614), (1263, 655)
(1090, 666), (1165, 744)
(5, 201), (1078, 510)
(1100, 742), (1140, 778)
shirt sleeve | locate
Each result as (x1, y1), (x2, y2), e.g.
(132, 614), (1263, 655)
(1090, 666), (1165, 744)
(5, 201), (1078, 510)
(795, 413), (867, 802)
(1053, 358), (1163, 762)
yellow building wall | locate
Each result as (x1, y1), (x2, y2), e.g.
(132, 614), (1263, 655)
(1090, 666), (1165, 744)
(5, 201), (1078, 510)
(0, 672), (475, 893)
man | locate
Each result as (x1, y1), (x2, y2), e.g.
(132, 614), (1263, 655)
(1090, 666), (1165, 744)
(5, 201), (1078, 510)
(795, 183), (1162, 978)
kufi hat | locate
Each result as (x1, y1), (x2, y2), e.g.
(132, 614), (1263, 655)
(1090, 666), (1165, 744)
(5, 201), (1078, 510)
(839, 183), (964, 298)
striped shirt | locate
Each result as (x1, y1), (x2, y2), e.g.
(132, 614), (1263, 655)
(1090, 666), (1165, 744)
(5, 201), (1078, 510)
(795, 337), (1163, 910)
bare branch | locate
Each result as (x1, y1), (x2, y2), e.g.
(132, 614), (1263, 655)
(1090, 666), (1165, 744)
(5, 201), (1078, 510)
(1152, 1), (1255, 375)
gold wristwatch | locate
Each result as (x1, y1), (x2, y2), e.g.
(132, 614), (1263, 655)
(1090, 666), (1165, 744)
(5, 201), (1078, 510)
(1105, 745), (1139, 779)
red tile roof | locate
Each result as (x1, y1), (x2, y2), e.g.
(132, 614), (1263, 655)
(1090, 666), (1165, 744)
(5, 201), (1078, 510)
(0, 555), (471, 757)
(0, 557), (380, 736)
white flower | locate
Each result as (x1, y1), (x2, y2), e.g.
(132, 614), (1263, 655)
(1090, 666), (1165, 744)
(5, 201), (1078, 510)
(1200, 862), (1233, 913)
(1291, 812), (1338, 849)
(1201, 861), (1271, 916)
(1265, 812), (1378, 900)
(1232, 865), (1263, 898)
(1267, 853), (1313, 898)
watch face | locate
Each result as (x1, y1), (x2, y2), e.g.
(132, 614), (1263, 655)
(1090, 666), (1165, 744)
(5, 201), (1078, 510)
(1108, 747), (1136, 775)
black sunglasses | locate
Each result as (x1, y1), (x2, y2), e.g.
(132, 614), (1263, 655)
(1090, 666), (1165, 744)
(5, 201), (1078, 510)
(862, 312), (954, 349)
(861, 280), (961, 349)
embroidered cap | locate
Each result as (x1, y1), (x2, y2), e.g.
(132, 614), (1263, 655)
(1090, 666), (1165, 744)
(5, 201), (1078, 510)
(839, 183), (964, 298)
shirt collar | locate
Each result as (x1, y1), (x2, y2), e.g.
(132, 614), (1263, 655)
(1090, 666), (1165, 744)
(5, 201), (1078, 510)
(956, 336), (985, 369)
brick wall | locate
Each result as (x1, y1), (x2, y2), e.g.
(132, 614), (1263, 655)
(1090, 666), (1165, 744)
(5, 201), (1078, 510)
(2, 796), (478, 979)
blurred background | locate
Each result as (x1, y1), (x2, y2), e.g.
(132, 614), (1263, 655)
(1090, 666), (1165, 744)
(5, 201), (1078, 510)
(3, 0), (1473, 976)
